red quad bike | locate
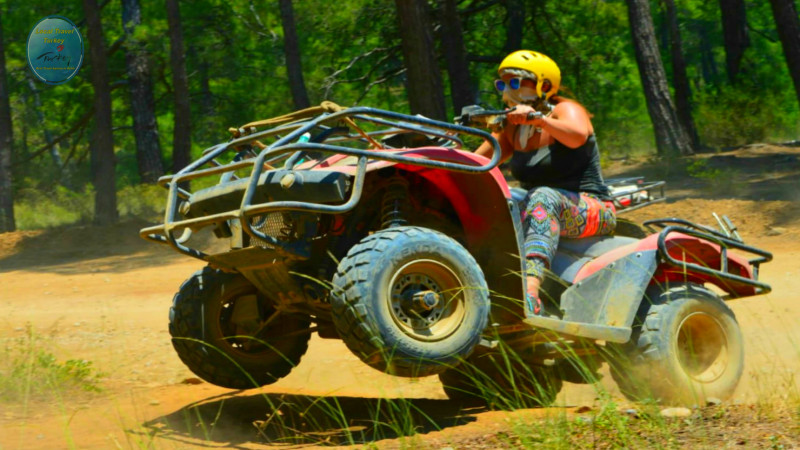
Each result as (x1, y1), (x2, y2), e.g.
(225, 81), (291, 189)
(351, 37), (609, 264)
(141, 103), (771, 406)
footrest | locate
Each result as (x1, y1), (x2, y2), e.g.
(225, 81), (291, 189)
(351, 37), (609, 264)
(523, 315), (631, 343)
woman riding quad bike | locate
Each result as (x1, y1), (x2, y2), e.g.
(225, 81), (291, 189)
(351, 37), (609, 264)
(141, 90), (771, 407)
(474, 50), (617, 320)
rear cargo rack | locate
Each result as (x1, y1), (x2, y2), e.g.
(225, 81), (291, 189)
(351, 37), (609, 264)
(140, 106), (502, 261)
(606, 177), (666, 213)
(644, 218), (773, 295)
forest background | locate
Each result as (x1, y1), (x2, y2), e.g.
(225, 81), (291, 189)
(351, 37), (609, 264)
(0, 0), (799, 231)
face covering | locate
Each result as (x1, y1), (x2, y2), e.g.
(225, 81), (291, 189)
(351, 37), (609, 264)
(502, 86), (539, 108)
(501, 84), (550, 149)
(503, 88), (540, 149)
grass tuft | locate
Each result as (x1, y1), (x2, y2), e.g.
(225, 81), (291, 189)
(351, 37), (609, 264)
(13, 183), (166, 230)
(0, 323), (105, 403)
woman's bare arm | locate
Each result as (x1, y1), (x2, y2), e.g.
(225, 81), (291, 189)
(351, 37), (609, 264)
(507, 102), (593, 149)
(475, 131), (515, 163)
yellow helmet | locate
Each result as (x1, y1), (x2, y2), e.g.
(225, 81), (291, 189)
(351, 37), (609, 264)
(498, 50), (561, 100)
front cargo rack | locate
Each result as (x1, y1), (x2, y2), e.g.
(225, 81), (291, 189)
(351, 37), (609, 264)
(140, 103), (502, 261)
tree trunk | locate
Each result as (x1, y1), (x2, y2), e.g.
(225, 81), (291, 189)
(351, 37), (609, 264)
(122, 0), (163, 184)
(83, 0), (118, 225)
(395, 0), (447, 121)
(26, 75), (64, 170)
(20, 97), (28, 159)
(279, 0), (311, 110)
(769, 0), (800, 108)
(698, 26), (720, 85)
(503, 0), (524, 53)
(0, 12), (14, 232)
(627, 0), (695, 156)
(166, 0), (191, 180)
(439, 0), (475, 115)
(663, 0), (700, 148)
(199, 60), (214, 116)
(719, 0), (750, 83)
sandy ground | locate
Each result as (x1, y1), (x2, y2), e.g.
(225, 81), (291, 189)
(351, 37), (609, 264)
(1, 145), (799, 449)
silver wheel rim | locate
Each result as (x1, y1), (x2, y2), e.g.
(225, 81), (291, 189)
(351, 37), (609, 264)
(676, 311), (729, 383)
(387, 259), (466, 342)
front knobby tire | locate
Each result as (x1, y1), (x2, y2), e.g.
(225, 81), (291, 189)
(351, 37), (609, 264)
(169, 267), (311, 389)
(331, 226), (490, 377)
(608, 283), (744, 405)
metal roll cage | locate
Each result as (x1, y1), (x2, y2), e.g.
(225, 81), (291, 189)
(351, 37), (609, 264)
(140, 107), (502, 261)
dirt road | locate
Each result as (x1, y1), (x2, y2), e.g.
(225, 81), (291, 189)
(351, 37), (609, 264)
(1, 145), (799, 449)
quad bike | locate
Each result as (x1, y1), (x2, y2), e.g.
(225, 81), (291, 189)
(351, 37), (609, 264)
(141, 102), (772, 406)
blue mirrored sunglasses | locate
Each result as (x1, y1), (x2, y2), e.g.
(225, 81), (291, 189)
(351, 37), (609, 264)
(494, 77), (523, 92)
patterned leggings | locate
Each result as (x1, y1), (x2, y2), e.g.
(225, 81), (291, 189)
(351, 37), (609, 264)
(523, 187), (617, 280)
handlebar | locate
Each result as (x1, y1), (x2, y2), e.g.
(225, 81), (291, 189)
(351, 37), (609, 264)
(455, 105), (543, 131)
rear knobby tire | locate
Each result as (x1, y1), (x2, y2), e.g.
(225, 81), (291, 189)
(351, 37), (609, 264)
(608, 283), (744, 405)
(169, 267), (310, 389)
(331, 226), (490, 377)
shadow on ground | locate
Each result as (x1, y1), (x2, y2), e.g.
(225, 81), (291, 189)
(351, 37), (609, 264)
(605, 146), (800, 203)
(0, 219), (216, 274)
(137, 391), (489, 447)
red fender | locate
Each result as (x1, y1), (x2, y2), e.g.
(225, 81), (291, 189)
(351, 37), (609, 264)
(314, 148), (524, 317)
(574, 232), (757, 297)
(314, 147), (512, 240)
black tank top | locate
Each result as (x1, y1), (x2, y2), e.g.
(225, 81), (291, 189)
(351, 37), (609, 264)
(509, 133), (611, 200)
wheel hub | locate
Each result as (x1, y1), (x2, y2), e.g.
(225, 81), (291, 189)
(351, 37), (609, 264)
(677, 312), (729, 383)
(392, 273), (445, 326)
(388, 259), (466, 342)
(220, 290), (281, 356)
(408, 290), (440, 311)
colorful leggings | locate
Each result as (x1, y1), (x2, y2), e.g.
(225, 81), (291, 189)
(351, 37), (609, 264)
(523, 187), (617, 280)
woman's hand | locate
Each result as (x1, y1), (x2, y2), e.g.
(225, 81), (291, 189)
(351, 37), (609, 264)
(506, 104), (546, 127)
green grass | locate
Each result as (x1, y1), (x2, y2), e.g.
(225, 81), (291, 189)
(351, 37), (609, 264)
(685, 157), (746, 197)
(168, 328), (799, 447)
(4, 238), (799, 448)
(13, 183), (167, 230)
(4, 319), (798, 448)
(0, 324), (105, 404)
(13, 185), (94, 229)
(694, 86), (800, 150)
(134, 268), (800, 447)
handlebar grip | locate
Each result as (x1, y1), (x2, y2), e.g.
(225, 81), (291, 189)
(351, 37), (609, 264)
(526, 111), (544, 121)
